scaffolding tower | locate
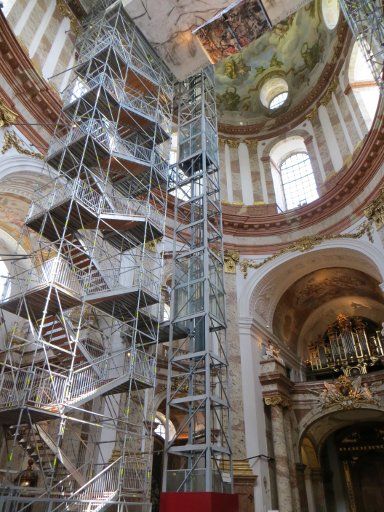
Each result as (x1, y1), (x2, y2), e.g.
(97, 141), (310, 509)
(339, 0), (384, 93)
(0, 1), (173, 510)
(162, 67), (233, 495)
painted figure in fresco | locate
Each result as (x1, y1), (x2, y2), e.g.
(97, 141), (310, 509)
(217, 86), (241, 111)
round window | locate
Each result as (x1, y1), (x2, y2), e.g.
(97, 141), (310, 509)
(260, 77), (289, 110)
(322, 0), (340, 30)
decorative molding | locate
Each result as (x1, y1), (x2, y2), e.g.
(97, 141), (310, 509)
(57, 0), (82, 35)
(239, 221), (373, 277)
(219, 137), (258, 149)
(224, 250), (239, 273)
(264, 395), (290, 407)
(364, 187), (384, 229)
(1, 130), (44, 159)
(0, 12), (62, 147)
(0, 98), (18, 128)
(317, 375), (380, 411)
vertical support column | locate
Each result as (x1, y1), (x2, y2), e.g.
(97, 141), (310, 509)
(228, 140), (242, 202)
(339, 0), (384, 93)
(266, 398), (293, 512)
(161, 67), (236, 511)
(245, 140), (264, 203)
(304, 135), (325, 188)
(261, 156), (277, 204)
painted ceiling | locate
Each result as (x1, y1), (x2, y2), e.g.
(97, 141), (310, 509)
(215, 0), (341, 127)
(272, 267), (384, 352)
(105, 0), (313, 80)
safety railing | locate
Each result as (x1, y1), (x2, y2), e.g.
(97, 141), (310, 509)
(0, 257), (85, 303)
(68, 348), (156, 403)
(62, 74), (171, 132)
(47, 118), (166, 168)
(27, 176), (164, 232)
(0, 366), (66, 411)
(78, 32), (163, 87)
(84, 264), (161, 300)
(50, 457), (121, 512)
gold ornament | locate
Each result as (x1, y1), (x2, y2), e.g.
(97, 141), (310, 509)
(240, 221), (373, 278)
(56, 0), (81, 35)
(318, 375), (379, 410)
(224, 250), (240, 273)
(264, 395), (290, 407)
(0, 98), (18, 128)
(1, 130), (44, 159)
(364, 187), (384, 229)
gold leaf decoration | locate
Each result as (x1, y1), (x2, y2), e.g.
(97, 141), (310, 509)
(1, 130), (44, 160)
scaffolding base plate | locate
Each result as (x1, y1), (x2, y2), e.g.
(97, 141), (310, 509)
(160, 492), (239, 512)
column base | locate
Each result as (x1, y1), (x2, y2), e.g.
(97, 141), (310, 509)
(160, 492), (239, 512)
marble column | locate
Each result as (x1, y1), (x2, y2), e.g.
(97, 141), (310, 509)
(310, 468), (327, 512)
(260, 156), (276, 204)
(304, 135), (324, 190)
(296, 463), (309, 512)
(344, 85), (369, 137)
(228, 140), (242, 203)
(266, 397), (293, 512)
(309, 110), (334, 179)
(218, 139), (228, 202)
(245, 140), (264, 203)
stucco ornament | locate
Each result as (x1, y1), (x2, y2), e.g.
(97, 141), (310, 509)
(364, 187), (384, 229)
(240, 222), (373, 278)
(0, 99), (18, 128)
(224, 250), (240, 273)
(318, 375), (379, 410)
(1, 130), (44, 159)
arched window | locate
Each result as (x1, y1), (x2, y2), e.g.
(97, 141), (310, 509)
(280, 152), (319, 210)
(348, 42), (380, 128)
(270, 136), (319, 212)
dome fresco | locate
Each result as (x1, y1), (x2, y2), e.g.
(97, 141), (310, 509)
(215, 0), (341, 127)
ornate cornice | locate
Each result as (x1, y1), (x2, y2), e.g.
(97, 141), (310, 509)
(218, 22), (350, 138)
(0, 12), (62, 149)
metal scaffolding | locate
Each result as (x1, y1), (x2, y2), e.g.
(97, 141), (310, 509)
(339, 0), (384, 93)
(162, 67), (233, 494)
(0, 1), (173, 510)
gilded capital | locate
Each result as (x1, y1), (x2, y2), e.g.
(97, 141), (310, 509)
(264, 395), (290, 407)
(224, 250), (240, 273)
(0, 98), (18, 128)
(227, 139), (240, 149)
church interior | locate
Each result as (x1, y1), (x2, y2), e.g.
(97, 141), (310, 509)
(0, 0), (383, 511)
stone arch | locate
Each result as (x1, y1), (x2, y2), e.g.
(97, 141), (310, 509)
(261, 128), (313, 163)
(298, 403), (384, 459)
(240, 238), (384, 332)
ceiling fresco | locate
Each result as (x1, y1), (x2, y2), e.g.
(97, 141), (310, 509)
(272, 267), (384, 352)
(121, 0), (312, 80)
(215, 0), (340, 126)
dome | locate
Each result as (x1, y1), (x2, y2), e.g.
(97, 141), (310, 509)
(215, 0), (345, 136)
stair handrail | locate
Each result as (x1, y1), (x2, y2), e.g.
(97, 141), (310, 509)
(49, 456), (122, 512)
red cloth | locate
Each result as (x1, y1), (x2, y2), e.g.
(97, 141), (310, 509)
(160, 492), (239, 512)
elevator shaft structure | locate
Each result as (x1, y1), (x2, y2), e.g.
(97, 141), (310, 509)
(339, 0), (384, 93)
(0, 1), (173, 510)
(163, 67), (233, 495)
